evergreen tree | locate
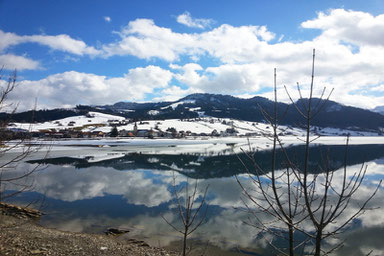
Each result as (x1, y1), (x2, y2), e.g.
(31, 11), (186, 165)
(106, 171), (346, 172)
(110, 126), (118, 137)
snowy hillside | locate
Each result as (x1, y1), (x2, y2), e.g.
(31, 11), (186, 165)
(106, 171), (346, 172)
(10, 111), (383, 138)
(11, 111), (304, 136)
(13, 112), (125, 132)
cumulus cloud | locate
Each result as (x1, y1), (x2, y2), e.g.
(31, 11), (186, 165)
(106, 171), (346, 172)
(102, 19), (196, 61)
(0, 30), (24, 52)
(201, 64), (268, 93)
(301, 9), (384, 47)
(104, 16), (111, 23)
(176, 11), (214, 29)
(26, 34), (99, 55)
(100, 18), (275, 63)
(0, 54), (40, 70)
(0, 30), (99, 71)
(101, 18), (275, 62)
(170, 63), (269, 94)
(8, 66), (173, 111)
(0, 29), (99, 56)
(170, 63), (204, 85)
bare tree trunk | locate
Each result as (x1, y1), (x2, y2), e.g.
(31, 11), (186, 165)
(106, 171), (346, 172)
(288, 223), (294, 256)
(314, 228), (323, 256)
(183, 228), (188, 256)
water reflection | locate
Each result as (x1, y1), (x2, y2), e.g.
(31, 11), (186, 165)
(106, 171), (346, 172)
(28, 144), (384, 178)
(4, 143), (384, 255)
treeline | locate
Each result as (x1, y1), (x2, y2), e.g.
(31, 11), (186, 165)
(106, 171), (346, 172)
(0, 109), (88, 123)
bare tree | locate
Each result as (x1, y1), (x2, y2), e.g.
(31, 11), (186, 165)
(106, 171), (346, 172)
(162, 172), (209, 256)
(0, 69), (47, 218)
(237, 49), (382, 256)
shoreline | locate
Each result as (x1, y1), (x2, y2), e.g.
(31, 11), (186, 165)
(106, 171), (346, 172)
(0, 213), (177, 256)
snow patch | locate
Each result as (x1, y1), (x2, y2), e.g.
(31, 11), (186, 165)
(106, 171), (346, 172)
(148, 110), (160, 115)
(161, 100), (196, 110)
(326, 104), (342, 112)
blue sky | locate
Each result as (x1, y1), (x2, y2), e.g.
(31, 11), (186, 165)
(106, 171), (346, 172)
(1, 0), (384, 110)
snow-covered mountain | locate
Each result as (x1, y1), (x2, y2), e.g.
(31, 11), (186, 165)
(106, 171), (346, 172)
(93, 94), (384, 133)
(3, 93), (384, 134)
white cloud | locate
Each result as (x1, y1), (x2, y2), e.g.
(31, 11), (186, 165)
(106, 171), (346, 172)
(170, 63), (204, 85)
(371, 84), (384, 92)
(102, 19), (196, 61)
(9, 163), (172, 206)
(153, 86), (202, 102)
(0, 29), (99, 56)
(104, 16), (111, 23)
(171, 63), (269, 94)
(0, 54), (40, 70)
(102, 18), (275, 63)
(26, 34), (99, 55)
(101, 18), (275, 62)
(201, 64), (267, 93)
(0, 30), (99, 71)
(0, 30), (24, 52)
(8, 66), (173, 111)
(176, 11), (214, 29)
(301, 9), (384, 47)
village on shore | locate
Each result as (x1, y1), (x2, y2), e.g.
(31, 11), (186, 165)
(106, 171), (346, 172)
(5, 111), (309, 140)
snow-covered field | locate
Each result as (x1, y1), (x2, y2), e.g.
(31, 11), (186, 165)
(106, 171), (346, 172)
(13, 111), (299, 136)
(13, 112), (126, 133)
(12, 111), (379, 137)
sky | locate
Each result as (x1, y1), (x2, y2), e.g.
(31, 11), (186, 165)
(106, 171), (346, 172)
(1, 0), (384, 111)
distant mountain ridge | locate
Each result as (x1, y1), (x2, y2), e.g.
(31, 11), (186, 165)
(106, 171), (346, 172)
(372, 106), (384, 115)
(2, 93), (384, 133)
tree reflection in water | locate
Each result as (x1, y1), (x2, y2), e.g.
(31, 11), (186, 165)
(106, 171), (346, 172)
(3, 144), (383, 255)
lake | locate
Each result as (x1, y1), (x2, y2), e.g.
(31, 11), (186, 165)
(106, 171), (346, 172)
(2, 137), (384, 255)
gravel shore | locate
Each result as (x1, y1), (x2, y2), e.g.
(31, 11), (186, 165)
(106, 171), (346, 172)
(0, 215), (178, 256)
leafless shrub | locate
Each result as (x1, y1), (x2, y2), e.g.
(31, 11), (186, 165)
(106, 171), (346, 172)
(237, 50), (382, 256)
(162, 172), (209, 256)
(0, 69), (48, 221)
